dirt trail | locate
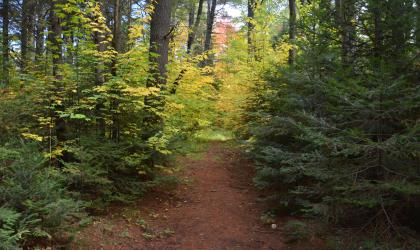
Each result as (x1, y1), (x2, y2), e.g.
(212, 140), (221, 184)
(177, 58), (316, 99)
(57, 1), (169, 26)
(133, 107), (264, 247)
(73, 142), (287, 250)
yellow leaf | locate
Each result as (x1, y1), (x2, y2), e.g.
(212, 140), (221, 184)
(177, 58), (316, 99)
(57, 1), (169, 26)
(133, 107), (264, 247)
(21, 133), (43, 142)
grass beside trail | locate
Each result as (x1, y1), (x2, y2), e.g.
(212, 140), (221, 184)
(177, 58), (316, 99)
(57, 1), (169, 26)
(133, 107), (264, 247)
(194, 129), (234, 142)
(169, 128), (235, 156)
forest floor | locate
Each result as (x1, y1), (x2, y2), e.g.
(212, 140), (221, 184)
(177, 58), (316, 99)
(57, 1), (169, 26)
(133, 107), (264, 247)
(71, 141), (325, 250)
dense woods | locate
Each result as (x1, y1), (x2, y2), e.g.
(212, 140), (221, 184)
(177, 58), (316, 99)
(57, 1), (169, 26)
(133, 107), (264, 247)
(0, 0), (419, 249)
(243, 0), (420, 248)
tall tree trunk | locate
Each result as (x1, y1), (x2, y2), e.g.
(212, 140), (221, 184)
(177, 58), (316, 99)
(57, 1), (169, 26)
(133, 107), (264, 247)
(94, 3), (106, 138)
(63, 14), (75, 65)
(389, 0), (411, 65)
(247, 0), (256, 61)
(202, 0), (217, 66)
(148, 0), (172, 86)
(416, 0), (420, 46)
(2, 0), (10, 87)
(35, 2), (46, 65)
(49, 0), (68, 164)
(21, 0), (33, 72)
(95, 30), (106, 138)
(175, 0), (205, 94)
(126, 0), (133, 51)
(187, 0), (205, 54)
(288, 0), (296, 65)
(112, 0), (121, 75)
(50, 2), (63, 78)
(143, 0), (173, 165)
(340, 0), (355, 66)
(334, 0), (341, 23)
(372, 0), (382, 61)
(111, 0), (122, 141)
(186, 2), (195, 52)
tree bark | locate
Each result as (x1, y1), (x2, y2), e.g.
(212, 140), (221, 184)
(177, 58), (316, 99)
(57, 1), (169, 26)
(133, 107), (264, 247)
(126, 0), (133, 51)
(148, 0), (172, 86)
(49, 0), (69, 164)
(110, 0), (122, 141)
(372, 0), (382, 60)
(341, 0), (355, 66)
(202, 0), (217, 66)
(416, 0), (420, 46)
(334, 0), (341, 23)
(93, 3), (106, 138)
(389, 0), (411, 64)
(176, 0), (205, 94)
(21, 0), (34, 72)
(2, 0), (10, 87)
(35, 1), (46, 65)
(186, 2), (195, 51)
(112, 0), (121, 75)
(95, 32), (106, 138)
(49, 2), (63, 78)
(247, 0), (256, 61)
(143, 0), (173, 165)
(187, 0), (204, 54)
(288, 0), (296, 65)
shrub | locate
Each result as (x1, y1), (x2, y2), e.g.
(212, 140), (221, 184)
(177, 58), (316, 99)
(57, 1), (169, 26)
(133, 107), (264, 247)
(282, 220), (310, 243)
(0, 144), (84, 247)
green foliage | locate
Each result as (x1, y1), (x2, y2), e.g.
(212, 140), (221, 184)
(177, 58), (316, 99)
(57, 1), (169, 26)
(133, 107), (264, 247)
(0, 207), (27, 250)
(282, 220), (310, 243)
(194, 129), (234, 142)
(0, 0), (223, 248)
(245, 0), (420, 247)
(2, 0), (417, 248)
(0, 144), (84, 247)
(62, 137), (154, 206)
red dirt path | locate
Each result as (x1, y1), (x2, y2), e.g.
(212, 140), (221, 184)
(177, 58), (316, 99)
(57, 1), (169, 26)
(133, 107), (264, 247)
(72, 142), (323, 250)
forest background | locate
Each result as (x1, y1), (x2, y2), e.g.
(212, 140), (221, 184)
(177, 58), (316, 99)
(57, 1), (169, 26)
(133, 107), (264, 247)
(0, 0), (419, 249)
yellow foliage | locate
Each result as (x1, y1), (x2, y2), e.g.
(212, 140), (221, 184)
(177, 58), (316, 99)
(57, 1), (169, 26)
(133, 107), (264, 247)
(215, 28), (290, 131)
(21, 133), (43, 142)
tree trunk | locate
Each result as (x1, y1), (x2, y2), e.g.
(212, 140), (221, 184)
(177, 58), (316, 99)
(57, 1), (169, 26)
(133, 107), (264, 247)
(126, 0), (133, 51)
(50, 2), (63, 78)
(186, 2), (196, 51)
(21, 0), (34, 72)
(148, 0), (172, 86)
(372, 0), (382, 60)
(416, 0), (420, 46)
(2, 0), (10, 87)
(341, 0), (355, 66)
(35, 1), (46, 65)
(111, 0), (122, 141)
(247, 0), (256, 61)
(95, 31), (106, 138)
(187, 0), (204, 54)
(202, 0), (217, 66)
(389, 0), (411, 65)
(93, 3), (106, 138)
(143, 0), (173, 165)
(177, 0), (205, 94)
(288, 0), (296, 65)
(334, 0), (341, 23)
(49, 0), (68, 164)
(112, 0), (121, 75)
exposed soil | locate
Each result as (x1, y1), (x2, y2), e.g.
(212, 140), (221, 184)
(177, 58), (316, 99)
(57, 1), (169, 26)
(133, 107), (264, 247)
(71, 142), (325, 250)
